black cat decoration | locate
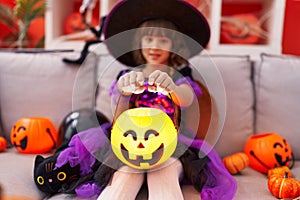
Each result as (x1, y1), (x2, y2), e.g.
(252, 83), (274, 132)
(33, 109), (113, 198)
(34, 154), (81, 195)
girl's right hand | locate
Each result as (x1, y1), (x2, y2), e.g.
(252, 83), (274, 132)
(117, 71), (145, 94)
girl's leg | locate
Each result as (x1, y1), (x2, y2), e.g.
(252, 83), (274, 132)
(147, 157), (184, 200)
(97, 165), (144, 200)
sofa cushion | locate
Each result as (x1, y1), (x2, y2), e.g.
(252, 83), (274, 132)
(255, 53), (300, 160)
(0, 52), (95, 142)
(95, 48), (254, 158)
(233, 160), (300, 199)
(0, 148), (44, 199)
(94, 51), (127, 122)
(189, 55), (254, 158)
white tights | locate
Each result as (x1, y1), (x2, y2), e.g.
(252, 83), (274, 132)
(97, 157), (184, 200)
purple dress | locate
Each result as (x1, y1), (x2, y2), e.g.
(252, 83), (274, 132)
(109, 66), (237, 199)
(56, 66), (237, 199)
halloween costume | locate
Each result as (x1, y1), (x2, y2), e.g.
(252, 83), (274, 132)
(101, 0), (237, 199)
(103, 0), (210, 67)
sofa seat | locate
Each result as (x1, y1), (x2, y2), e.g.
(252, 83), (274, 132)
(0, 148), (47, 199)
(1, 148), (299, 200)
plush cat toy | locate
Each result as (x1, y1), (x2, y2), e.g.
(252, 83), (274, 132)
(34, 154), (81, 195)
(34, 109), (112, 197)
(34, 123), (112, 198)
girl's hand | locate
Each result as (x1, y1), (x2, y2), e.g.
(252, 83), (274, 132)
(118, 71), (145, 94)
(148, 70), (176, 95)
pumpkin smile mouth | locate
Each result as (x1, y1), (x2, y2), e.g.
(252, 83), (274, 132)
(120, 143), (164, 167)
(14, 136), (28, 150)
(275, 153), (290, 166)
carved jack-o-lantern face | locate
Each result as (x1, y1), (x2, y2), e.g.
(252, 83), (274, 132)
(10, 117), (58, 154)
(220, 14), (261, 44)
(244, 133), (294, 174)
(111, 108), (178, 169)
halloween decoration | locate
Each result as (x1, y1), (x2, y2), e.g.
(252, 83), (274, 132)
(221, 14), (263, 44)
(57, 108), (110, 151)
(34, 125), (111, 198)
(268, 172), (300, 199)
(0, 136), (7, 152)
(0, 0), (45, 48)
(63, 12), (98, 35)
(222, 152), (249, 174)
(34, 154), (81, 195)
(111, 107), (178, 169)
(27, 17), (45, 48)
(10, 117), (58, 154)
(267, 166), (292, 178)
(244, 132), (294, 174)
(62, 16), (106, 65)
(34, 109), (111, 197)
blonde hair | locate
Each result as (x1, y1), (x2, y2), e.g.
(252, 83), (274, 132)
(132, 19), (190, 68)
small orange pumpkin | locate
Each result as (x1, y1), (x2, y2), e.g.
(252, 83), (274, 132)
(0, 136), (7, 152)
(222, 152), (249, 174)
(244, 132), (294, 174)
(10, 117), (58, 154)
(63, 12), (98, 35)
(268, 172), (300, 199)
(267, 166), (292, 178)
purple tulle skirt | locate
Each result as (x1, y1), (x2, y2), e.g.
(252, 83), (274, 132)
(55, 124), (237, 199)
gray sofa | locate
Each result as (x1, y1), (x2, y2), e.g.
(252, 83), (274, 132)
(0, 44), (299, 200)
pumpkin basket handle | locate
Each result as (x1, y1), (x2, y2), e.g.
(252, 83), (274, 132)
(288, 152), (295, 169)
(112, 80), (180, 130)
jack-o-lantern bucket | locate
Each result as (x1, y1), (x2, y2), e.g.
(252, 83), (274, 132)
(10, 117), (58, 154)
(111, 108), (178, 170)
(244, 133), (294, 174)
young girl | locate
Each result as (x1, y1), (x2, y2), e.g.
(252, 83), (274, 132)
(96, 0), (237, 199)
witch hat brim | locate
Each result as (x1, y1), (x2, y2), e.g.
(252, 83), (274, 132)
(103, 0), (210, 67)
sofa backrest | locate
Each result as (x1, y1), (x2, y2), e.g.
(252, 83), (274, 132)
(0, 51), (96, 145)
(1, 45), (299, 160)
(254, 53), (300, 160)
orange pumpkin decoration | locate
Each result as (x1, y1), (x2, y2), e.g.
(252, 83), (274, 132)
(267, 166), (292, 178)
(184, 0), (201, 8)
(268, 172), (300, 199)
(27, 17), (45, 48)
(10, 117), (58, 154)
(244, 133), (294, 174)
(222, 152), (249, 174)
(63, 12), (98, 35)
(221, 14), (261, 44)
(0, 136), (7, 152)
